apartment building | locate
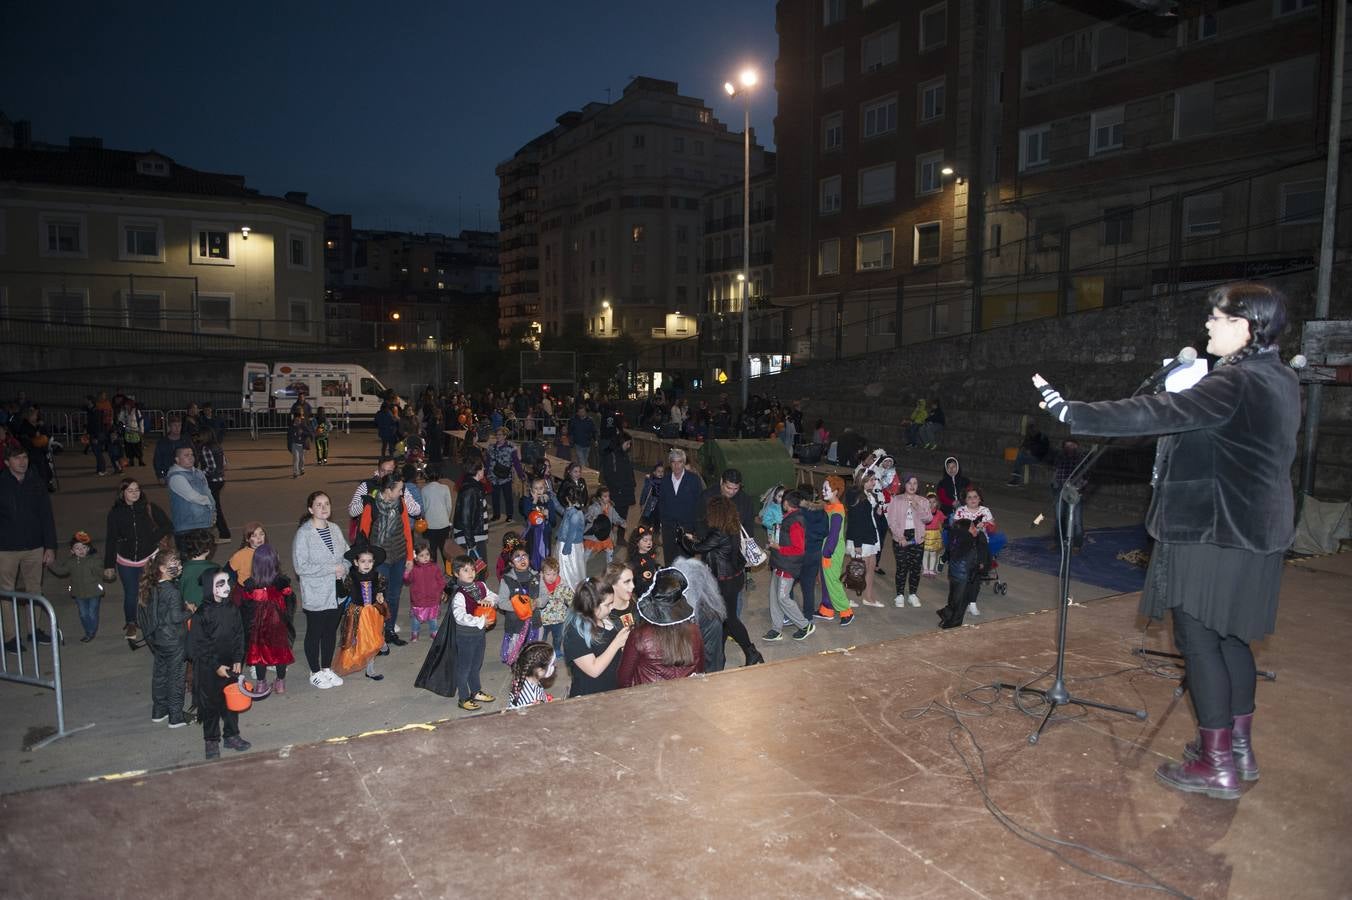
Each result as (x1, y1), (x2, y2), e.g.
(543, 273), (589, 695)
(772, 0), (1342, 360)
(497, 75), (769, 349)
(0, 140), (326, 341)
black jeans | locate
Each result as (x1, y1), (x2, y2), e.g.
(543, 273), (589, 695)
(199, 671), (240, 742)
(1172, 608), (1256, 729)
(490, 481), (514, 520)
(425, 527), (451, 565)
(255, 663), (288, 680)
(718, 572), (755, 660)
(151, 642), (187, 723)
(209, 481), (230, 539)
(893, 535), (922, 595)
(303, 608), (342, 671)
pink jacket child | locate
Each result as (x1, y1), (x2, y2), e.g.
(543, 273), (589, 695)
(403, 557), (447, 640)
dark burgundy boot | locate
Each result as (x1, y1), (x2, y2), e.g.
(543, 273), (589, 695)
(1157, 727), (1241, 800)
(1184, 713), (1259, 781)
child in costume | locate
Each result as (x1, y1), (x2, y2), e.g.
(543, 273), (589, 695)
(226, 523), (266, 587)
(495, 531), (524, 582)
(814, 475), (854, 627)
(140, 546), (191, 727)
(626, 524), (660, 593)
(507, 641), (557, 709)
(922, 493), (945, 577)
(313, 408), (331, 466)
(447, 555), (496, 711)
(583, 486), (626, 564)
(239, 543), (296, 693)
(519, 476), (561, 571)
(335, 542), (389, 681)
(47, 530), (105, 642)
(497, 545), (542, 666)
(536, 556), (573, 657)
(638, 462), (664, 525)
(191, 567), (250, 759)
(404, 541), (446, 641)
(553, 505), (587, 591)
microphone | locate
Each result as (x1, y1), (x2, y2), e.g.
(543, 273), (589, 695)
(1289, 354), (1307, 370)
(1136, 347), (1197, 394)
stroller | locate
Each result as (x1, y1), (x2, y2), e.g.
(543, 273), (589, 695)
(396, 434), (427, 476)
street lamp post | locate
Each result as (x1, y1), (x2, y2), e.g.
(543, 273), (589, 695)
(725, 67), (757, 414)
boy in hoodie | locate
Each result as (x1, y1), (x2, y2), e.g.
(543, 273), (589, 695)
(935, 456), (971, 519)
(764, 491), (813, 642)
(190, 567), (250, 759)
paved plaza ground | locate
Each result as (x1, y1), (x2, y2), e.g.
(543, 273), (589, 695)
(3, 430), (1145, 794)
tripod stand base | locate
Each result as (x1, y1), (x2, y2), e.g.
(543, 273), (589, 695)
(998, 680), (1148, 745)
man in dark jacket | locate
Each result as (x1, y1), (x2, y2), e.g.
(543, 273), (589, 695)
(598, 431), (636, 537)
(699, 468), (758, 541)
(0, 445), (57, 650)
(153, 414), (194, 483)
(568, 406), (597, 468)
(657, 448), (704, 564)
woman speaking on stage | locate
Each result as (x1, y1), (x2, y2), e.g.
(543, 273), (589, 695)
(1031, 282), (1298, 801)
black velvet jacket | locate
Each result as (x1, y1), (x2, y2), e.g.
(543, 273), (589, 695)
(1066, 350), (1299, 554)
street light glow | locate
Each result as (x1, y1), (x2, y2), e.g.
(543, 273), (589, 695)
(391, 311), (400, 320)
(724, 81), (735, 96)
(740, 69), (758, 89)
(941, 165), (955, 176)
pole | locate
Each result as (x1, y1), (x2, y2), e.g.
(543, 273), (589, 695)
(1300, 0), (1346, 499)
(740, 100), (751, 412)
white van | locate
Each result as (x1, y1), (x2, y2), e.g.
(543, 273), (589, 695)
(243, 362), (390, 416)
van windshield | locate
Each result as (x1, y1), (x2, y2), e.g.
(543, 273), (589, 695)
(360, 377), (383, 396)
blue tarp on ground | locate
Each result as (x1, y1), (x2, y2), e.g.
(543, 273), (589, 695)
(999, 525), (1151, 594)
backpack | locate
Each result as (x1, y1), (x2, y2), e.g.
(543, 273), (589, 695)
(843, 556), (869, 595)
(136, 598), (158, 649)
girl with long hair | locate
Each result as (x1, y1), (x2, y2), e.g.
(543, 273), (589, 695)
(617, 567), (705, 687)
(240, 543), (297, 694)
(562, 578), (629, 697)
(508, 641), (557, 709)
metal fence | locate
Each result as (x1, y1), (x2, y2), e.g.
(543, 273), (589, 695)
(57, 407), (352, 448)
(1, 591), (94, 749)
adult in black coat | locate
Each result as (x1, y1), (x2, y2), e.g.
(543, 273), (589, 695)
(103, 477), (172, 637)
(1034, 282), (1298, 802)
(698, 467), (758, 542)
(677, 495), (762, 667)
(598, 432), (636, 536)
(656, 448), (704, 564)
(453, 460), (488, 564)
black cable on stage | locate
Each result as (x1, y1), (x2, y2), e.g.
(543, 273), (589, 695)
(900, 662), (1194, 899)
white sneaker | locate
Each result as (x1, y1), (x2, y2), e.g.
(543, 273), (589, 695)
(323, 668), (343, 686)
(967, 602), (980, 616)
(393, 623), (401, 635)
(848, 599), (859, 608)
(907, 594), (921, 607)
(893, 594), (907, 608)
(310, 672), (332, 690)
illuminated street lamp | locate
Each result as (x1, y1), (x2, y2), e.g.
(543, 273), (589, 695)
(723, 65), (758, 411)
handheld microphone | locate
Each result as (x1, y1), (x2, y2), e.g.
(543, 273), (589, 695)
(1289, 354), (1308, 370)
(1136, 347), (1197, 394)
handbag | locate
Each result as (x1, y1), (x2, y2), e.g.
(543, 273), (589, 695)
(739, 526), (767, 568)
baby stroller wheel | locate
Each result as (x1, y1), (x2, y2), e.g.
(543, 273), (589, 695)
(996, 582), (1008, 595)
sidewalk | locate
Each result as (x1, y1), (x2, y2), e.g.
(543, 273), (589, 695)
(2, 432), (1140, 794)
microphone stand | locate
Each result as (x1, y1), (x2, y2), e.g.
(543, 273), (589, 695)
(997, 376), (1170, 744)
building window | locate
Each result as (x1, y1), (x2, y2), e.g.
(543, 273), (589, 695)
(672, 136), (684, 153)
(1279, 180), (1322, 225)
(861, 25), (899, 72)
(823, 0), (844, 25)
(192, 224), (234, 265)
(918, 78), (945, 122)
(1094, 25), (1127, 70)
(1174, 83), (1215, 139)
(822, 48), (845, 88)
(856, 230), (894, 271)
(818, 238), (840, 275)
(1023, 42), (1056, 92)
(1270, 56), (1317, 120)
(823, 111), (844, 151)
(914, 222), (941, 265)
(862, 95), (898, 138)
(119, 217), (164, 262)
(45, 288), (87, 325)
(919, 2), (947, 51)
(1090, 107), (1124, 155)
(136, 157), (169, 177)
(1183, 193), (1223, 236)
(123, 291), (164, 329)
(287, 231), (311, 271)
(39, 213), (86, 258)
(676, 224), (689, 243)
(1103, 207), (1134, 245)
(1197, 13), (1218, 39)
(990, 223), (1003, 257)
(1034, 214), (1064, 251)
(632, 224), (645, 243)
(858, 164), (895, 207)
(289, 298), (312, 336)
(197, 293), (234, 332)
(820, 175), (843, 214)
(1274, 0), (1316, 16)
(1020, 124), (1051, 170)
(916, 151), (945, 195)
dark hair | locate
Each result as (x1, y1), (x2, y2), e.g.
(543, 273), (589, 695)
(626, 524), (657, 560)
(569, 578), (615, 643)
(182, 529), (215, 560)
(3, 443), (26, 462)
(782, 489), (804, 509)
(705, 496), (740, 536)
(510, 641), (556, 698)
(299, 491), (329, 526)
(451, 554), (476, 574)
(251, 543), (280, 585)
(1210, 282), (1288, 361)
(963, 485), (985, 504)
(374, 473), (402, 494)
(424, 465), (440, 482)
(401, 463), (417, 483)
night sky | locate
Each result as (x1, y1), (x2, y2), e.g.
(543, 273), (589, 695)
(1, 0), (778, 233)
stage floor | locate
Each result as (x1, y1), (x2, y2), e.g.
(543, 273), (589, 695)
(3, 554), (1350, 899)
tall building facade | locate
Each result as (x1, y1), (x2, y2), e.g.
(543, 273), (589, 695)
(772, 0), (1342, 361)
(497, 76), (769, 350)
(0, 140), (326, 342)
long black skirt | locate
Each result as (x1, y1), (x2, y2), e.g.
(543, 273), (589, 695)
(413, 608), (459, 697)
(1139, 541), (1283, 643)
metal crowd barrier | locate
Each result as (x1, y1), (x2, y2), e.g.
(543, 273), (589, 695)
(1, 591), (95, 749)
